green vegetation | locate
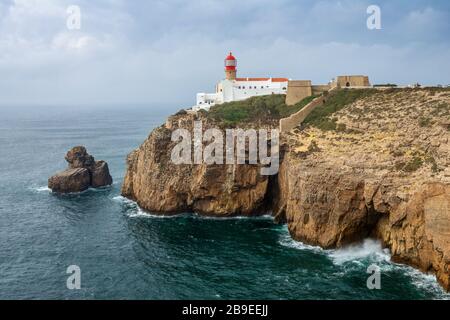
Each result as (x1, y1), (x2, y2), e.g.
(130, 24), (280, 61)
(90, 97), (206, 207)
(425, 155), (439, 173)
(402, 156), (424, 172)
(303, 89), (378, 131)
(207, 94), (317, 126)
(430, 102), (450, 116)
(395, 150), (440, 173)
(419, 117), (432, 127)
(336, 123), (347, 132)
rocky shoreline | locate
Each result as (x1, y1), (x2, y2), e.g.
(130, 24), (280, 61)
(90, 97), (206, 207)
(122, 88), (450, 291)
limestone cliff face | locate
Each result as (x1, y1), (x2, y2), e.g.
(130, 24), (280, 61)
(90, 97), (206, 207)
(277, 155), (450, 290)
(122, 88), (450, 290)
(276, 88), (450, 290)
(121, 111), (271, 216)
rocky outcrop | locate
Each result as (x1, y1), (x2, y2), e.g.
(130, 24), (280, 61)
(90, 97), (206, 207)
(48, 168), (91, 193)
(276, 155), (450, 290)
(122, 112), (271, 216)
(121, 88), (450, 290)
(276, 88), (450, 290)
(49, 146), (112, 193)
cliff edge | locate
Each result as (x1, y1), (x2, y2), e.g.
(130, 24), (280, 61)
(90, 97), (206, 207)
(122, 88), (450, 290)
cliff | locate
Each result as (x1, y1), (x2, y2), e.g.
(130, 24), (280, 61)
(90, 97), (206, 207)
(277, 88), (450, 290)
(121, 110), (274, 216)
(122, 88), (450, 290)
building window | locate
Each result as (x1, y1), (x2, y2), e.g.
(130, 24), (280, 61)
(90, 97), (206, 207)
(243, 86), (246, 89)
(282, 87), (287, 90)
(261, 86), (264, 89)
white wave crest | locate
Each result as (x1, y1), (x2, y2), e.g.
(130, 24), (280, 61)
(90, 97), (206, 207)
(112, 196), (184, 219)
(113, 196), (274, 220)
(278, 228), (324, 253)
(328, 239), (391, 265)
(30, 186), (51, 193)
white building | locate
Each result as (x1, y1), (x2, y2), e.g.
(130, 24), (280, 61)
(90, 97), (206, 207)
(192, 52), (289, 111)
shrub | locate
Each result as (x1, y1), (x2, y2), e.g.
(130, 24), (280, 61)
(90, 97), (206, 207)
(207, 94), (317, 126)
(425, 155), (439, 173)
(303, 89), (378, 131)
(403, 156), (423, 172)
(419, 117), (432, 127)
(336, 123), (347, 132)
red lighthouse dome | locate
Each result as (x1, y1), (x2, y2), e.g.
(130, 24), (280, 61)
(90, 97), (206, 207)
(225, 52), (237, 70)
(224, 52), (237, 80)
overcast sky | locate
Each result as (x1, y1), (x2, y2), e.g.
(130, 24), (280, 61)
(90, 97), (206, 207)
(0, 0), (449, 107)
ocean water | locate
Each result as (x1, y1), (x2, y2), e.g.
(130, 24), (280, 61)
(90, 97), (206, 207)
(0, 105), (448, 300)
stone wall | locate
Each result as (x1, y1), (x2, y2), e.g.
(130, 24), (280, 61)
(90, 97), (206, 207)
(285, 80), (312, 105)
(280, 87), (339, 133)
(280, 95), (325, 133)
(332, 75), (370, 88)
(312, 84), (331, 96)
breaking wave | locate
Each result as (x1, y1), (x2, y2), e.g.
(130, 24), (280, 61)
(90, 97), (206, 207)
(328, 239), (391, 265)
(279, 231), (450, 299)
(30, 186), (51, 193)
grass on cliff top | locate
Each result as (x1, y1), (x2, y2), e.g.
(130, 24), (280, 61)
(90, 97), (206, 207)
(207, 94), (317, 126)
(303, 88), (378, 131)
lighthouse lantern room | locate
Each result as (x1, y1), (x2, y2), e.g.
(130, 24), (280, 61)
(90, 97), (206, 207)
(225, 52), (237, 80)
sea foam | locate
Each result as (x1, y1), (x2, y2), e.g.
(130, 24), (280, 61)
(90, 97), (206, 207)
(113, 195), (275, 220)
(328, 239), (391, 265)
(30, 186), (51, 193)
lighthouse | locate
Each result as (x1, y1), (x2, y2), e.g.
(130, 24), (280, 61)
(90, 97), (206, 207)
(193, 51), (289, 111)
(225, 52), (237, 80)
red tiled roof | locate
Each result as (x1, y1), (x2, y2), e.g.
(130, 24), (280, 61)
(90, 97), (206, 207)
(272, 78), (289, 82)
(235, 77), (288, 82)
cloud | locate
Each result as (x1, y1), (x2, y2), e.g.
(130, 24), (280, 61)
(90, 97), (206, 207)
(0, 0), (448, 106)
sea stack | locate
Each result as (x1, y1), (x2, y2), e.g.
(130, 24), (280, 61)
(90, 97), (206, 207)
(48, 146), (113, 193)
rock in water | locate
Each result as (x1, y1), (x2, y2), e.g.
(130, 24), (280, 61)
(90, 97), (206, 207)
(91, 161), (113, 188)
(48, 146), (113, 193)
(65, 146), (95, 169)
(48, 168), (91, 193)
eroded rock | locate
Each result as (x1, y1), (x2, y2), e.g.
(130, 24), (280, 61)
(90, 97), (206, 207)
(121, 112), (272, 216)
(48, 146), (113, 193)
(48, 168), (90, 193)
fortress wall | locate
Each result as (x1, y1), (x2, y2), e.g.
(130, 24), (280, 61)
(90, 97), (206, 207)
(285, 80), (312, 106)
(280, 95), (325, 133)
(312, 84), (331, 95)
(280, 87), (338, 133)
(334, 76), (370, 87)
